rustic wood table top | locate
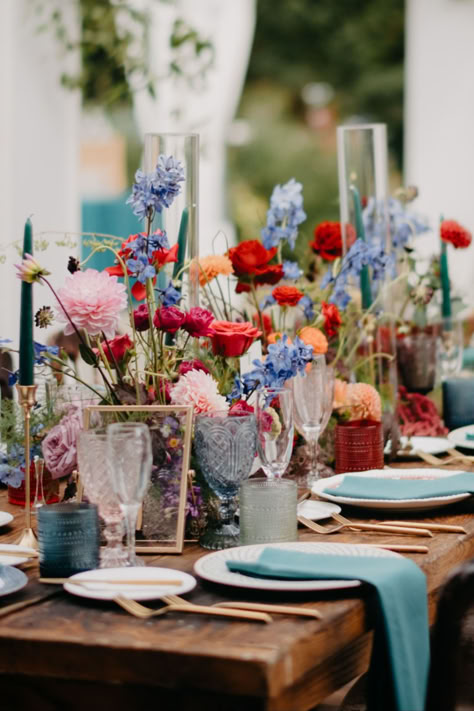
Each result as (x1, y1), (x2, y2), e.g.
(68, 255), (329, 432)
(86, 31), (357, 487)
(1, 464), (474, 711)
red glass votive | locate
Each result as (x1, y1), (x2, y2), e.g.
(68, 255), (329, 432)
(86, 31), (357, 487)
(335, 419), (384, 474)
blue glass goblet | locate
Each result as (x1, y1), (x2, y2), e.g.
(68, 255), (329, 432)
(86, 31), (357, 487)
(194, 412), (257, 550)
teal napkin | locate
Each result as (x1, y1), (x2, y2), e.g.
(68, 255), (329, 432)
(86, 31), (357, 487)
(227, 548), (429, 711)
(323, 471), (474, 500)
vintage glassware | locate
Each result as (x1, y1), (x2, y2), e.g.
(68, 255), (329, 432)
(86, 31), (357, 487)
(77, 430), (127, 568)
(437, 317), (464, 380)
(256, 388), (294, 480)
(335, 420), (384, 474)
(239, 479), (298, 545)
(291, 355), (327, 484)
(194, 412), (257, 550)
(106, 422), (152, 566)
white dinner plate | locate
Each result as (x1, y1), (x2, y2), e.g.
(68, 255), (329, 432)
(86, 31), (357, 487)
(0, 511), (14, 529)
(297, 499), (341, 521)
(0, 565), (28, 597)
(0, 544), (36, 567)
(312, 468), (471, 511)
(194, 542), (399, 593)
(64, 566), (197, 601)
(385, 436), (451, 458)
(448, 425), (474, 451)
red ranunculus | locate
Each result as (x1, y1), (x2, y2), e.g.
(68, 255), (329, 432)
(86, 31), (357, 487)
(229, 400), (255, 417)
(210, 320), (261, 357)
(440, 220), (472, 249)
(255, 263), (284, 287)
(96, 334), (133, 367)
(321, 301), (342, 339)
(178, 359), (210, 376)
(153, 306), (186, 334)
(182, 307), (215, 338)
(132, 304), (150, 332)
(272, 285), (304, 307)
(310, 222), (356, 261)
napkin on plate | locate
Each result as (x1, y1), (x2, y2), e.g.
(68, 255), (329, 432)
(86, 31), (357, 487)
(227, 548), (429, 711)
(323, 472), (474, 500)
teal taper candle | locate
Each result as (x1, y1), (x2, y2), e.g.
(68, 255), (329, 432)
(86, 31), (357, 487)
(350, 185), (372, 310)
(440, 239), (452, 319)
(172, 206), (189, 283)
(19, 218), (34, 385)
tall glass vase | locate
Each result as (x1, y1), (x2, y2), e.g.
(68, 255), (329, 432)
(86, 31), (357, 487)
(143, 133), (199, 308)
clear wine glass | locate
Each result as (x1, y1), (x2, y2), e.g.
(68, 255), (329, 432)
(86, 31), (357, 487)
(437, 318), (464, 380)
(194, 412), (257, 550)
(256, 388), (294, 480)
(106, 422), (152, 567)
(291, 354), (327, 485)
(77, 430), (127, 568)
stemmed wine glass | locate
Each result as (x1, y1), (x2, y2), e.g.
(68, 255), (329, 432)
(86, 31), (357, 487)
(77, 430), (127, 567)
(256, 388), (294, 479)
(106, 422), (152, 567)
(291, 355), (328, 485)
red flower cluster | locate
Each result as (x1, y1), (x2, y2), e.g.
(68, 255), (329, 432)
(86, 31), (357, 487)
(228, 240), (283, 293)
(321, 301), (342, 339)
(105, 232), (178, 301)
(152, 306), (215, 338)
(398, 386), (448, 437)
(310, 222), (356, 261)
(229, 400), (255, 417)
(210, 320), (261, 357)
(272, 285), (304, 307)
(440, 220), (472, 249)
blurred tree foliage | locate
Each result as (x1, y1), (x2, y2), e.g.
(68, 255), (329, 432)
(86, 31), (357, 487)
(228, 0), (404, 260)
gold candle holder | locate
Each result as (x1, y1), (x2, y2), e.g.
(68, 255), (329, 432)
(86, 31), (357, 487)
(15, 384), (39, 549)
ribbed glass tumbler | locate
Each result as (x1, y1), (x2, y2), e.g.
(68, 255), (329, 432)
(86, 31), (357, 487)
(239, 479), (298, 545)
(194, 413), (257, 550)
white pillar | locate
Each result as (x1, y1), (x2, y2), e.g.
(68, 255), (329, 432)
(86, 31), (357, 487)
(405, 0), (474, 302)
(0, 1), (81, 349)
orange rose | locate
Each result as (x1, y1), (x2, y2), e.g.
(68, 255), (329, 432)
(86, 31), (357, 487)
(272, 285), (304, 307)
(210, 320), (261, 357)
(298, 326), (328, 355)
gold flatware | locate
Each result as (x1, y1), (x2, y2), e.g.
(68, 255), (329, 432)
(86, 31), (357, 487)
(331, 512), (433, 537)
(114, 596), (272, 623)
(355, 544), (429, 553)
(162, 593), (322, 619)
(297, 490), (311, 504)
(384, 520), (466, 534)
(447, 448), (474, 463)
(415, 449), (474, 467)
(0, 549), (38, 559)
(0, 590), (60, 618)
(39, 577), (184, 586)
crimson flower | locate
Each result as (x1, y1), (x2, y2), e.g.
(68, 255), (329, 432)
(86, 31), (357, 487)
(95, 334), (134, 368)
(310, 222), (356, 261)
(182, 307), (215, 338)
(321, 301), (342, 339)
(210, 321), (261, 357)
(228, 240), (284, 292)
(132, 304), (150, 332)
(178, 359), (210, 376)
(153, 306), (186, 334)
(440, 220), (472, 249)
(229, 400), (255, 417)
(272, 285), (304, 307)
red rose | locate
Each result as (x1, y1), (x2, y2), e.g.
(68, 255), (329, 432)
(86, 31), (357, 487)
(153, 306), (186, 333)
(96, 334), (133, 367)
(440, 220), (472, 249)
(178, 359), (210, 376)
(321, 301), (342, 339)
(132, 304), (150, 332)
(272, 285), (304, 307)
(182, 307), (215, 338)
(310, 222), (356, 261)
(252, 312), (273, 335)
(229, 400), (255, 417)
(228, 240), (277, 276)
(210, 320), (261, 357)
(255, 263), (284, 287)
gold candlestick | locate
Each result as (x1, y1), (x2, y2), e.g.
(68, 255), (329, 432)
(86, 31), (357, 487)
(16, 384), (38, 549)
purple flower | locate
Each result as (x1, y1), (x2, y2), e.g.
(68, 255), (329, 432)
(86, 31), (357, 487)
(127, 154), (185, 220)
(158, 281), (182, 307)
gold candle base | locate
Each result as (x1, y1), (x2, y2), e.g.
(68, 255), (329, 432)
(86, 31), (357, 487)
(15, 384), (38, 549)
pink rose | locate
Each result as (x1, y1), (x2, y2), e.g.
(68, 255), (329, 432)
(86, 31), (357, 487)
(133, 304), (150, 332)
(42, 406), (83, 479)
(153, 306), (186, 334)
(182, 307), (215, 338)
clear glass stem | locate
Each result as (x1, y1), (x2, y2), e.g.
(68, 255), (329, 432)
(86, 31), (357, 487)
(218, 495), (236, 526)
(121, 503), (139, 566)
(33, 459), (46, 513)
(307, 435), (320, 485)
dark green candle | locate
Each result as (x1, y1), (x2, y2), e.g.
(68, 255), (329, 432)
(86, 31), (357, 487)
(440, 239), (452, 319)
(350, 185), (372, 310)
(172, 207), (189, 283)
(19, 218), (34, 385)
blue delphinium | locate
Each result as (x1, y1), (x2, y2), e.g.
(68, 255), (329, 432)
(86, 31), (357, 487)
(158, 281), (182, 307)
(299, 294), (315, 320)
(241, 335), (314, 392)
(261, 178), (306, 250)
(128, 230), (170, 259)
(363, 197), (430, 250)
(127, 154), (185, 220)
(126, 254), (157, 283)
(282, 260), (303, 280)
(0, 442), (42, 488)
(34, 342), (60, 363)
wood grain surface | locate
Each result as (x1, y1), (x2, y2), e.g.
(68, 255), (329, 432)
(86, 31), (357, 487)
(1, 464), (473, 711)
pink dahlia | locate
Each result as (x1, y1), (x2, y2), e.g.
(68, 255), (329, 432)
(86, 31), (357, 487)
(55, 269), (127, 339)
(170, 370), (229, 415)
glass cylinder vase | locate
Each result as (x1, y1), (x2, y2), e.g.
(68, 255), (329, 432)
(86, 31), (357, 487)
(143, 133), (199, 308)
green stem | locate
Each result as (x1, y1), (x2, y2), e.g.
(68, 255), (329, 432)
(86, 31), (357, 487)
(250, 281), (267, 347)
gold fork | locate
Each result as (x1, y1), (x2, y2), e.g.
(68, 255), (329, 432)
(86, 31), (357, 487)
(163, 594), (322, 619)
(298, 514), (432, 537)
(114, 596), (272, 623)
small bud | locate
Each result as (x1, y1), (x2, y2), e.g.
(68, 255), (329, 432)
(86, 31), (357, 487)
(67, 257), (80, 274)
(35, 306), (54, 328)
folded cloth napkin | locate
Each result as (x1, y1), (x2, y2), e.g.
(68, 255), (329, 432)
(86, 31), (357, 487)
(323, 471), (474, 500)
(227, 548), (429, 711)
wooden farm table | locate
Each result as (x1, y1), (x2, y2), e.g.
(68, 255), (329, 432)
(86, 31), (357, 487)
(0, 467), (474, 711)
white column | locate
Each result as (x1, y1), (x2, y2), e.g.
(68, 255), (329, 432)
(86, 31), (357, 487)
(405, 0), (474, 302)
(0, 1), (81, 348)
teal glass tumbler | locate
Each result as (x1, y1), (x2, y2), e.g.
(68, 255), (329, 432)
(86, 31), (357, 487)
(239, 479), (298, 545)
(38, 503), (100, 577)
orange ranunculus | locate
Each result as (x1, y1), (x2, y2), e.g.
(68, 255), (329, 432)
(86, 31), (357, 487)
(210, 320), (261, 357)
(298, 326), (328, 355)
(192, 255), (234, 286)
(321, 301), (342, 339)
(267, 331), (292, 345)
(272, 285), (304, 307)
(310, 221), (356, 261)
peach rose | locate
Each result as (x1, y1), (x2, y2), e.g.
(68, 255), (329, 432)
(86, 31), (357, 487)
(298, 326), (328, 355)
